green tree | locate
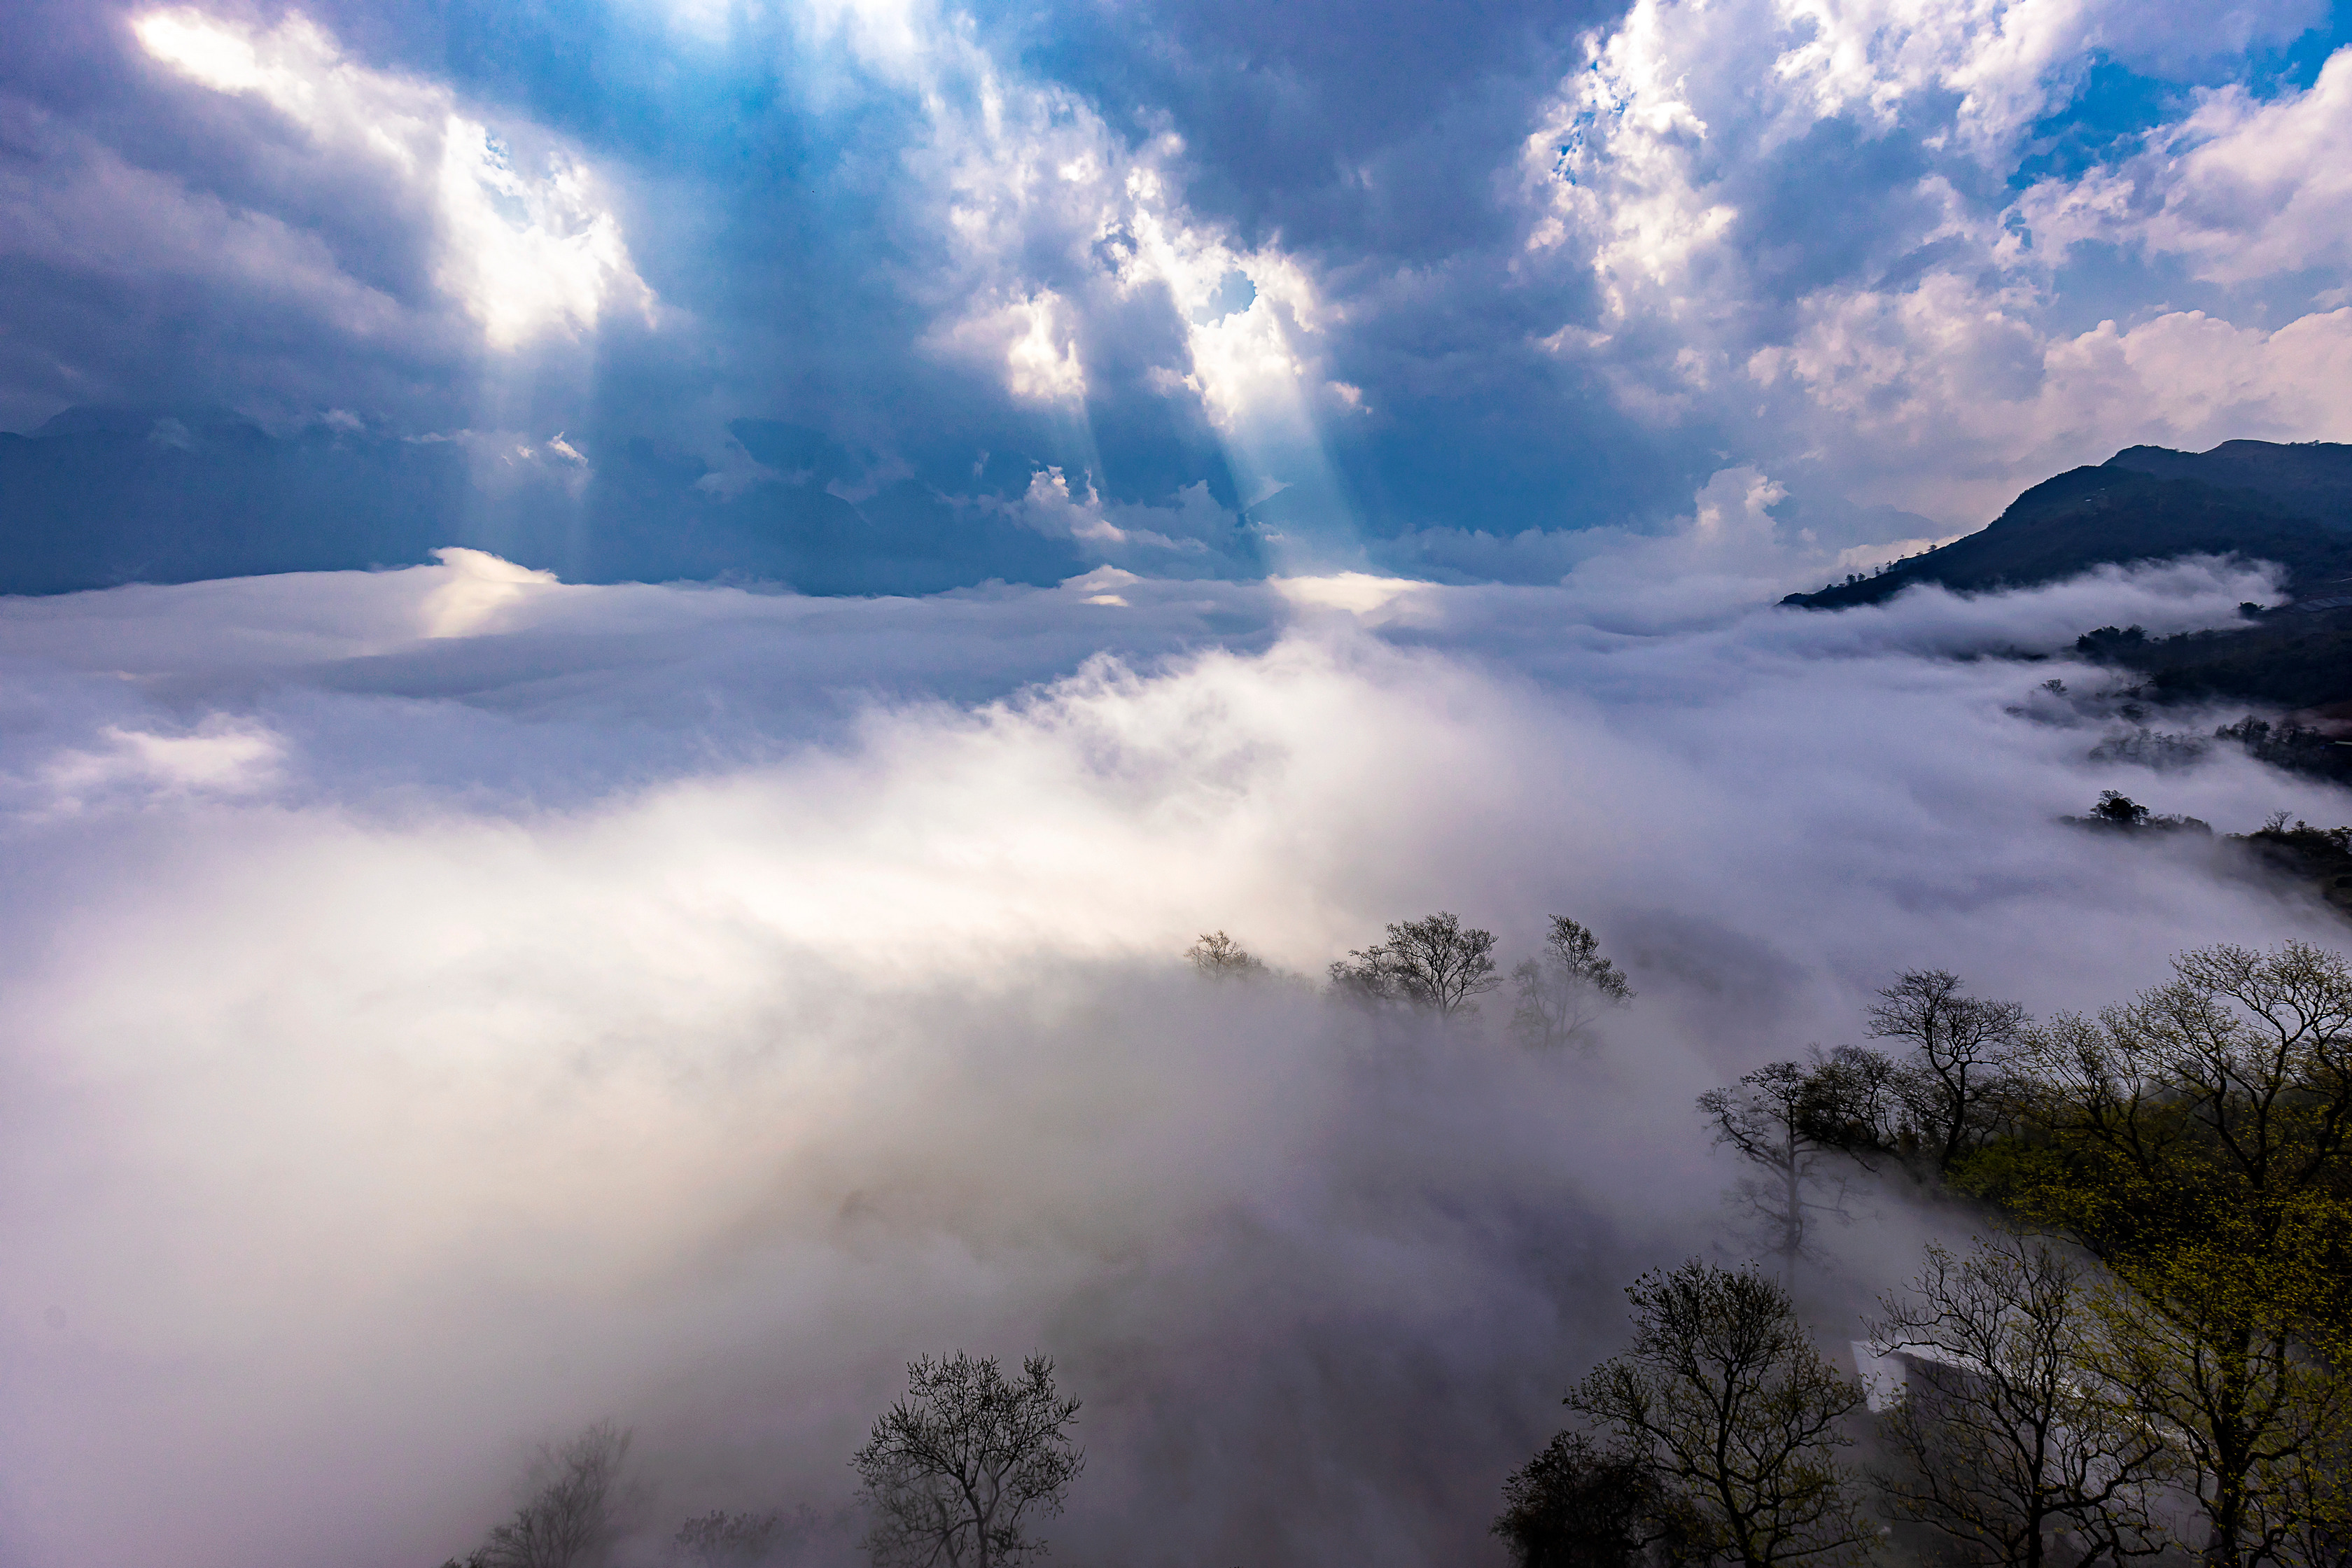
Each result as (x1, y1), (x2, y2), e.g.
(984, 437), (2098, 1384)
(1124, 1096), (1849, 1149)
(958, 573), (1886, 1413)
(1568, 1262), (1873, 1568)
(1965, 941), (2352, 1568)
(851, 1353), (1083, 1568)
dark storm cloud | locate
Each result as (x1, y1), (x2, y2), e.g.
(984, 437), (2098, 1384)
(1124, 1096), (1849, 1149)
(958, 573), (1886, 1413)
(1013, 0), (1613, 253)
(1, 0), (2348, 593)
(0, 0), (1681, 582)
(0, 0), (475, 430)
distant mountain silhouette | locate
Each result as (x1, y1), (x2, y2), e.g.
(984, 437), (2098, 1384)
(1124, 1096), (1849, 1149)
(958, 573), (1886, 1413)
(0, 406), (469, 593)
(0, 406), (1152, 597)
(1783, 440), (2352, 611)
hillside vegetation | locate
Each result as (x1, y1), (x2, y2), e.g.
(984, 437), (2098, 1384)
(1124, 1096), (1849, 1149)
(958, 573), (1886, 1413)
(1786, 440), (2352, 612)
(1786, 440), (2352, 715)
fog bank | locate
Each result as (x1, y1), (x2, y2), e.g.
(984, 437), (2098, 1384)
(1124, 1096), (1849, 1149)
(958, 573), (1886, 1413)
(0, 551), (2342, 1568)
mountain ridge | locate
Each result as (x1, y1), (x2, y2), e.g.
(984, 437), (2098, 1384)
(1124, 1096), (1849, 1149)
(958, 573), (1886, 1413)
(0, 406), (1180, 598)
(1783, 440), (2352, 612)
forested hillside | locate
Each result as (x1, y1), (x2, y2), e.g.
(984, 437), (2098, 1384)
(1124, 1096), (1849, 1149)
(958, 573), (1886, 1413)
(1786, 441), (2352, 612)
(1788, 440), (2352, 718)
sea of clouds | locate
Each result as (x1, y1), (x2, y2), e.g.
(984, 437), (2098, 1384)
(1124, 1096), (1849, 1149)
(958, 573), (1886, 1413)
(1, 545), (2346, 1568)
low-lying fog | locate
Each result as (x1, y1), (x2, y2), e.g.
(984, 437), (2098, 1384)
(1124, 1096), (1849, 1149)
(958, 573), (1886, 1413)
(0, 547), (2339, 1567)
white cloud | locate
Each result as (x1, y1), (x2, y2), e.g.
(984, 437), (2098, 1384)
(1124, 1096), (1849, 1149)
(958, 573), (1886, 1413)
(419, 547), (565, 638)
(2021, 48), (2352, 284)
(132, 8), (655, 350)
(1758, 0), (2295, 159)
(932, 290), (1089, 404)
(1270, 570), (1429, 617)
(2041, 306), (2352, 443)
(1524, 0), (2146, 312)
(1751, 295), (2352, 516)
(998, 467), (1238, 562)
(1519, 0), (2352, 531)
(34, 716), (284, 811)
(0, 552), (2330, 1566)
(805, 0), (1351, 535)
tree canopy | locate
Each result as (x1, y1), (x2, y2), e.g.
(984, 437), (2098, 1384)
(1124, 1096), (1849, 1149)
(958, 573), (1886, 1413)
(1329, 911), (1502, 1017)
(851, 1353), (1084, 1568)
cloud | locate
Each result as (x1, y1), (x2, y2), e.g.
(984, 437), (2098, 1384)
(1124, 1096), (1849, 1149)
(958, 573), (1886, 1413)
(1514, 0), (2352, 527)
(0, 547), (2339, 1566)
(991, 466), (1262, 578)
(0, 89), (415, 356)
(2, 0), (2348, 587)
(827, 0), (1369, 550)
(930, 290), (1089, 406)
(10, 9), (2352, 1556)
(2020, 46), (2352, 285)
(419, 545), (564, 638)
(1371, 464), (1970, 615)
(1747, 296), (2352, 515)
(130, 8), (654, 350)
(31, 714), (284, 811)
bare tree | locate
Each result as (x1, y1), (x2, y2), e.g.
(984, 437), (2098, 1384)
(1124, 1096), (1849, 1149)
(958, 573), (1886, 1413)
(673, 1506), (826, 1565)
(851, 1352), (1083, 1568)
(1511, 916), (1634, 1049)
(1328, 911), (1500, 1018)
(1569, 1261), (1874, 1568)
(1866, 970), (2028, 1175)
(1868, 1233), (2169, 1568)
(1329, 948), (1406, 1006)
(1698, 1056), (1870, 1280)
(1799, 1045), (1904, 1159)
(1186, 930), (1266, 979)
(457, 1422), (634, 1568)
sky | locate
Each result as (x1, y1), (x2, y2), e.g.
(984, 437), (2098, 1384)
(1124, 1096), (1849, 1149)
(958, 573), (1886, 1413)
(6, 5), (2352, 1567)
(3, 0), (2350, 587)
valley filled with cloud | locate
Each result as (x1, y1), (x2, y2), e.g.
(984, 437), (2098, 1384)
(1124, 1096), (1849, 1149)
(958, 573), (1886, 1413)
(4, 1), (2352, 1564)
(1, 547), (2340, 1565)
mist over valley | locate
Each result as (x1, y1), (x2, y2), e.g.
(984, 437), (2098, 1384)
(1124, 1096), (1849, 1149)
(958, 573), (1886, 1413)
(6, 0), (2352, 1562)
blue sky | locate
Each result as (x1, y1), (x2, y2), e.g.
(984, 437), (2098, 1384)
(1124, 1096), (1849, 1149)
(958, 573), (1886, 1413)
(3, 0), (2348, 589)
